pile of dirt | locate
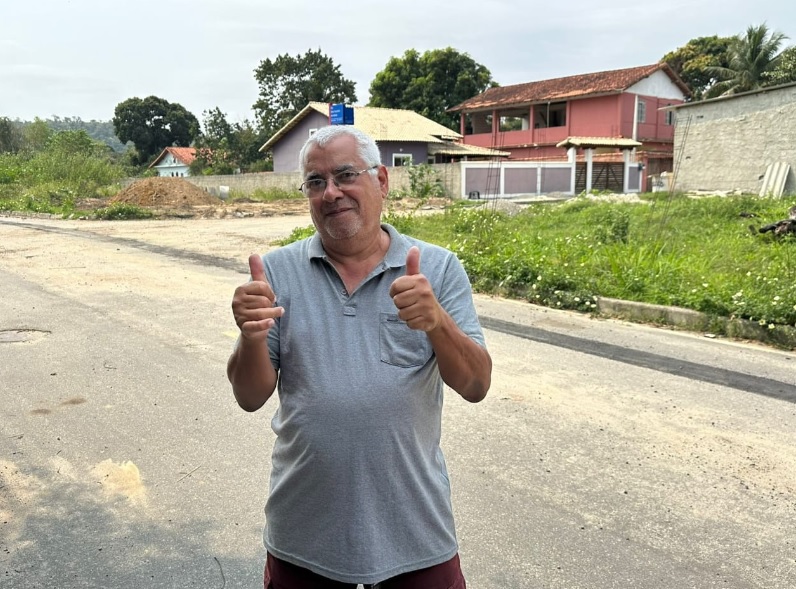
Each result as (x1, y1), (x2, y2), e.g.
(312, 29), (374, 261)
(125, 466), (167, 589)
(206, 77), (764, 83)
(112, 177), (221, 208)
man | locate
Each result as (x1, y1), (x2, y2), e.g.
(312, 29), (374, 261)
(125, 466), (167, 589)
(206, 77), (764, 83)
(228, 125), (492, 588)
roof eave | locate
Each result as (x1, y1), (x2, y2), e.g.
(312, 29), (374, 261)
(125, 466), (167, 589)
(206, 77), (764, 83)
(259, 104), (326, 152)
(451, 90), (625, 114)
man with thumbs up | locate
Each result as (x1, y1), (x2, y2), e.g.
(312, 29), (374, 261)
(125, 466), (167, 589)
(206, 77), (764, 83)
(228, 126), (491, 588)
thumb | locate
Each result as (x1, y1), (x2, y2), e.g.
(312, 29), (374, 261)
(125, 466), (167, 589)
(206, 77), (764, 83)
(405, 246), (420, 276)
(248, 253), (267, 283)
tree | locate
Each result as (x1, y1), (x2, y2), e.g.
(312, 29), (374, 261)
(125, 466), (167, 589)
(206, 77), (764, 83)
(112, 96), (200, 165)
(0, 117), (23, 153)
(47, 116), (129, 153)
(764, 45), (796, 85)
(252, 49), (357, 140)
(22, 118), (53, 152)
(706, 24), (789, 97)
(662, 36), (733, 100)
(192, 107), (270, 174)
(368, 47), (495, 131)
(47, 129), (107, 157)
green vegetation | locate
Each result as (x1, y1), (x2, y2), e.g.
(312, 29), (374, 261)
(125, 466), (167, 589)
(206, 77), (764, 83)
(0, 129), (128, 217)
(368, 47), (495, 131)
(664, 24), (795, 99)
(286, 193), (796, 329)
(424, 195), (796, 328)
(92, 203), (153, 220)
(278, 225), (317, 245)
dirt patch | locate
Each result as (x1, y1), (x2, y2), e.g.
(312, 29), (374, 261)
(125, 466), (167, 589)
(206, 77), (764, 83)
(111, 177), (221, 208)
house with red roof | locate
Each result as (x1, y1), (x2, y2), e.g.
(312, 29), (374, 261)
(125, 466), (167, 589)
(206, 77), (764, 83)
(148, 147), (197, 177)
(449, 63), (689, 181)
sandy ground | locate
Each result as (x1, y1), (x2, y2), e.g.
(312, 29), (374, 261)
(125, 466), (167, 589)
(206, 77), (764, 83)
(1, 210), (796, 588)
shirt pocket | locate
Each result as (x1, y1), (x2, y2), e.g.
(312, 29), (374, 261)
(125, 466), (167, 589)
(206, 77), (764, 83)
(379, 313), (434, 367)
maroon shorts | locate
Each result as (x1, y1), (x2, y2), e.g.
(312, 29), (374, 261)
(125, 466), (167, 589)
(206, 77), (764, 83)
(263, 552), (466, 589)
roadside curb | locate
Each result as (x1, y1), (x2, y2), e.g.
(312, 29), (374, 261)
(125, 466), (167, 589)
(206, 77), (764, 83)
(596, 297), (796, 350)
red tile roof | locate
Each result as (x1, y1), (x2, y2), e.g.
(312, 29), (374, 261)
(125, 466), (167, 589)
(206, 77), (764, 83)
(149, 146), (197, 168)
(449, 63), (689, 112)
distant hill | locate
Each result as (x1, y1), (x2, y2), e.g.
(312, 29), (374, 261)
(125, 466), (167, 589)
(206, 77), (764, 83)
(18, 116), (130, 153)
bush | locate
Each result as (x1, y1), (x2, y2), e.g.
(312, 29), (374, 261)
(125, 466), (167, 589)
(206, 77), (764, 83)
(93, 203), (153, 220)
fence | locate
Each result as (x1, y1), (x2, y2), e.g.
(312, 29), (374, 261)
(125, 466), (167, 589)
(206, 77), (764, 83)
(460, 160), (643, 198)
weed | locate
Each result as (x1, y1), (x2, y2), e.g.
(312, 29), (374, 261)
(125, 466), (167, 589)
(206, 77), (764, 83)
(93, 203), (153, 220)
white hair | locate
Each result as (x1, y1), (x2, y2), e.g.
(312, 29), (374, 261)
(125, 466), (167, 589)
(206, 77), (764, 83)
(298, 126), (381, 176)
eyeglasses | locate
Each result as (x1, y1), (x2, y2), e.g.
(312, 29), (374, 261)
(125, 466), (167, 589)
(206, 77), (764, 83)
(298, 166), (378, 197)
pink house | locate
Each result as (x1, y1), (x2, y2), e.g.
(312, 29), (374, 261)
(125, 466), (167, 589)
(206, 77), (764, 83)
(449, 63), (689, 177)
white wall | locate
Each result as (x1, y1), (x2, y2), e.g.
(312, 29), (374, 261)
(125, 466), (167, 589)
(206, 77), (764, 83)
(154, 153), (191, 177)
(628, 70), (686, 100)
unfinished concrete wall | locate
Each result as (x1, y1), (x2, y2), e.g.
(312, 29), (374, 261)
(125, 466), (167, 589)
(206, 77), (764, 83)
(673, 84), (796, 194)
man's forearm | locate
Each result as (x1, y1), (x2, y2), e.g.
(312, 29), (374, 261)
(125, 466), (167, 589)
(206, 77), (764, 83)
(427, 312), (492, 403)
(227, 338), (278, 411)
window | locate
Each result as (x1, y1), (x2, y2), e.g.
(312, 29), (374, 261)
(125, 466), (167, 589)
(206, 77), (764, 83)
(637, 100), (646, 123)
(393, 154), (412, 167)
(665, 110), (674, 125)
(533, 102), (566, 128)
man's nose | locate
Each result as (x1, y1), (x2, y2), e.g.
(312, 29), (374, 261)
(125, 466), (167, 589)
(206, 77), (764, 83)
(321, 178), (344, 201)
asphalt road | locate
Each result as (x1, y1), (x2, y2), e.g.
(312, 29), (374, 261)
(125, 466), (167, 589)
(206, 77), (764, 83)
(1, 215), (795, 589)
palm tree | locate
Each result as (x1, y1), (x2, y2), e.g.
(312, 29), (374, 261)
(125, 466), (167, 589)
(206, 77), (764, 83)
(706, 23), (788, 97)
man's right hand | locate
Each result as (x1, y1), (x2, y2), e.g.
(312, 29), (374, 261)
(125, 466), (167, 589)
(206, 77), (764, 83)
(232, 254), (284, 341)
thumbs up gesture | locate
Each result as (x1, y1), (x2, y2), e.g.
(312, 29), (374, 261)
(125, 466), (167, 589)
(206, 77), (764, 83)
(389, 246), (442, 332)
(232, 253), (284, 340)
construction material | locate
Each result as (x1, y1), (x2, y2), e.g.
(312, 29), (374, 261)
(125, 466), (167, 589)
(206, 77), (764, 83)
(759, 162), (791, 197)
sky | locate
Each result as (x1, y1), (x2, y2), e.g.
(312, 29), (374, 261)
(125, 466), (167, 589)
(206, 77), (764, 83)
(1, 0), (794, 125)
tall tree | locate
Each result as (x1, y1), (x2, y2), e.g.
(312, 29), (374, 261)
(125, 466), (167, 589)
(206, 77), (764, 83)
(112, 96), (200, 165)
(662, 36), (733, 100)
(764, 45), (796, 85)
(369, 47), (495, 131)
(252, 49), (357, 140)
(22, 118), (53, 152)
(707, 24), (789, 96)
(0, 117), (23, 153)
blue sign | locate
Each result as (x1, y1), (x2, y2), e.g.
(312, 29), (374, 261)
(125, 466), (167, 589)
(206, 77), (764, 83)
(329, 103), (355, 125)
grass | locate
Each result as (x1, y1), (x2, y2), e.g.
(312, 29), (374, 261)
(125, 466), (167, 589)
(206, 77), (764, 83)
(0, 149), (127, 218)
(390, 193), (796, 329)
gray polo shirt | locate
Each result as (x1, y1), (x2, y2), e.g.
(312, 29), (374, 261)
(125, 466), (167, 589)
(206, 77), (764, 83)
(260, 223), (486, 585)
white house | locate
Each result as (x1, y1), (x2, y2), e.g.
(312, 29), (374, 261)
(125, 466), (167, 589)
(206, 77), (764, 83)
(148, 147), (197, 177)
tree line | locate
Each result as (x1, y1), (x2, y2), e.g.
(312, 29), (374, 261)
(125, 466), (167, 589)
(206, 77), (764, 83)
(1, 23), (794, 175)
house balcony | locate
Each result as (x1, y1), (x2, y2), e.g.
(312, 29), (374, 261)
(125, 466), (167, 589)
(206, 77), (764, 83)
(463, 127), (569, 149)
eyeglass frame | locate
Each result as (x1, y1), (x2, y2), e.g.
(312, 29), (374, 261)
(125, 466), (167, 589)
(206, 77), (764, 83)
(298, 166), (379, 197)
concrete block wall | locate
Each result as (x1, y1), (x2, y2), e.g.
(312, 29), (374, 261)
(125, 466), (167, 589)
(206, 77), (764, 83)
(673, 84), (796, 194)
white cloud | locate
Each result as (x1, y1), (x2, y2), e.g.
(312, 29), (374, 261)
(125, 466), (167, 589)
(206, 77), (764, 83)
(0, 0), (794, 121)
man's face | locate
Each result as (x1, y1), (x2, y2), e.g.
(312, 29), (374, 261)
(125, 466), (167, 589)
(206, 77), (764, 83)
(303, 135), (388, 243)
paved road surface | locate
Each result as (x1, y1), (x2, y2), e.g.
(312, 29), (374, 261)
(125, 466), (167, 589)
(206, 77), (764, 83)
(1, 215), (795, 589)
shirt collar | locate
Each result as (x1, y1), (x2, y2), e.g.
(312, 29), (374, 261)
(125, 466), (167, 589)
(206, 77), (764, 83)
(307, 223), (412, 269)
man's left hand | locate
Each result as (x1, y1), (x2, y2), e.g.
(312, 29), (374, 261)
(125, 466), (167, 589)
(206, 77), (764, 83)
(389, 246), (442, 332)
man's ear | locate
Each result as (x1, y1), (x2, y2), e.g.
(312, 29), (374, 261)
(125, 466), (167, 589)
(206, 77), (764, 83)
(377, 165), (389, 198)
